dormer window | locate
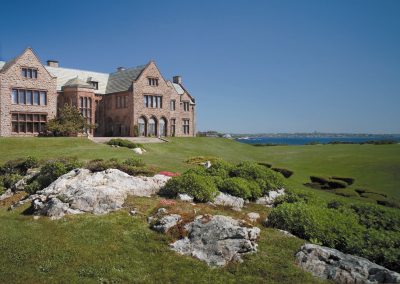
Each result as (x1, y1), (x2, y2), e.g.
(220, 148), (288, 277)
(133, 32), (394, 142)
(90, 81), (99, 90)
(148, 77), (159, 86)
(22, 68), (38, 79)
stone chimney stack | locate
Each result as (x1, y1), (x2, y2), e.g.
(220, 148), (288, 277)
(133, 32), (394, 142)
(173, 75), (182, 84)
(47, 60), (59, 68)
(117, 67), (126, 72)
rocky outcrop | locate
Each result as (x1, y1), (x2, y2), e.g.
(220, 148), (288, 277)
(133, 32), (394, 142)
(12, 169), (39, 191)
(151, 214), (182, 233)
(170, 215), (260, 266)
(256, 189), (285, 207)
(28, 169), (170, 219)
(177, 193), (194, 202)
(213, 192), (244, 210)
(246, 212), (260, 223)
(296, 244), (400, 284)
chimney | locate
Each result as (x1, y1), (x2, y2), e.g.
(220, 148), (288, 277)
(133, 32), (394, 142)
(47, 60), (59, 68)
(173, 75), (182, 84)
(117, 66), (126, 72)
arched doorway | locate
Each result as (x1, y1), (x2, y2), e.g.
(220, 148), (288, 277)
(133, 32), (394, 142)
(159, 117), (167, 136)
(138, 117), (147, 137)
(148, 117), (157, 136)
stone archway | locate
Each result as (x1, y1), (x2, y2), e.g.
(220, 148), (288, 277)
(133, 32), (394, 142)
(159, 117), (167, 137)
(138, 116), (147, 137)
(148, 117), (157, 137)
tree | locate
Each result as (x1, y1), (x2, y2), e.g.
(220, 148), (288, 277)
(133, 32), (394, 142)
(46, 105), (94, 136)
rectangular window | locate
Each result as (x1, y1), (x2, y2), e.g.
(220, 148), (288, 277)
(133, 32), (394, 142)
(170, 100), (176, 111)
(22, 67), (37, 79)
(12, 90), (18, 104)
(11, 112), (47, 134)
(183, 119), (190, 135)
(33, 91), (40, 105)
(26, 90), (32, 105)
(148, 77), (159, 86)
(183, 102), (190, 111)
(18, 90), (26, 104)
(144, 95), (162, 109)
(13, 89), (46, 105)
(40, 92), (47, 105)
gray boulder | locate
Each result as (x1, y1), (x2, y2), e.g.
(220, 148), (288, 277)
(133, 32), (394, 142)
(29, 168), (170, 219)
(256, 188), (285, 207)
(296, 244), (400, 284)
(213, 192), (244, 210)
(12, 169), (39, 191)
(170, 215), (260, 266)
(151, 214), (182, 233)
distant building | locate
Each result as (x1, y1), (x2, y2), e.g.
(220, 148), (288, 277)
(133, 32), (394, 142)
(0, 47), (196, 137)
(223, 134), (232, 138)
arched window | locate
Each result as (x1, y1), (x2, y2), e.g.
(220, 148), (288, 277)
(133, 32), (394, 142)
(159, 118), (167, 136)
(138, 117), (147, 137)
(148, 117), (157, 136)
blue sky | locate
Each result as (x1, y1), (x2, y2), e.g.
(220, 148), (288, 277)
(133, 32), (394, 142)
(0, 0), (399, 134)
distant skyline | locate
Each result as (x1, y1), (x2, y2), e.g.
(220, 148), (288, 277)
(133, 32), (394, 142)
(0, 0), (399, 134)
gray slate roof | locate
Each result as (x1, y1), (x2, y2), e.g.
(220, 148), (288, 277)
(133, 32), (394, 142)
(63, 77), (94, 89)
(0, 61), (5, 71)
(105, 65), (146, 94)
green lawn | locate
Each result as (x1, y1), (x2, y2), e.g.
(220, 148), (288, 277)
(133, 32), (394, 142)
(0, 137), (399, 283)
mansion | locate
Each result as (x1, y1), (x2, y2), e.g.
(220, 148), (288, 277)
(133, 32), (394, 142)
(0, 48), (196, 137)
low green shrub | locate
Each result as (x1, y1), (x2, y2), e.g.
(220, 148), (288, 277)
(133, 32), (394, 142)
(309, 176), (330, 184)
(106, 138), (143, 149)
(327, 179), (348, 189)
(0, 185), (4, 195)
(206, 160), (234, 179)
(271, 167), (294, 178)
(230, 161), (285, 193)
(185, 156), (219, 165)
(1, 174), (23, 189)
(218, 177), (262, 200)
(123, 157), (145, 167)
(331, 176), (355, 185)
(36, 157), (83, 189)
(0, 156), (39, 175)
(25, 180), (41, 194)
(334, 188), (359, 198)
(350, 203), (400, 231)
(258, 162), (272, 168)
(268, 202), (365, 253)
(85, 158), (154, 177)
(161, 173), (218, 202)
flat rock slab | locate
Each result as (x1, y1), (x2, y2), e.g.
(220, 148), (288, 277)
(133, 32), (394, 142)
(296, 244), (400, 284)
(170, 215), (260, 266)
(213, 192), (244, 210)
(30, 168), (170, 219)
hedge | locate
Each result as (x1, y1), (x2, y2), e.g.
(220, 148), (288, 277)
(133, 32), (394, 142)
(106, 138), (143, 149)
(271, 167), (294, 178)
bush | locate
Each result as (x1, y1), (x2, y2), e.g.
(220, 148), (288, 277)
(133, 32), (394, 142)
(268, 202), (365, 253)
(85, 158), (154, 177)
(25, 180), (41, 194)
(107, 138), (143, 149)
(123, 157), (145, 167)
(350, 203), (400, 231)
(218, 177), (262, 200)
(331, 176), (355, 185)
(327, 179), (348, 189)
(206, 160), (234, 178)
(271, 167), (294, 178)
(47, 105), (93, 136)
(161, 173), (218, 202)
(1, 174), (22, 189)
(0, 156), (39, 175)
(230, 161), (285, 193)
(185, 156), (219, 165)
(310, 176), (330, 184)
(36, 157), (82, 189)
(258, 162), (272, 168)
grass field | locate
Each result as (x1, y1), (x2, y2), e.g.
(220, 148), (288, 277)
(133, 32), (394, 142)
(0, 137), (399, 283)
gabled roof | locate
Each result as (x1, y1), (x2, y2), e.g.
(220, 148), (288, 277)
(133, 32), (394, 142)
(46, 65), (109, 94)
(63, 77), (94, 89)
(105, 65), (146, 94)
(172, 82), (195, 104)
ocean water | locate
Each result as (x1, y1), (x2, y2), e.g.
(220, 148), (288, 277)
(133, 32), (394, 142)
(236, 136), (400, 146)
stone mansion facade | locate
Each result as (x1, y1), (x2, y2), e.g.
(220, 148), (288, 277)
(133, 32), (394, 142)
(0, 48), (196, 137)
